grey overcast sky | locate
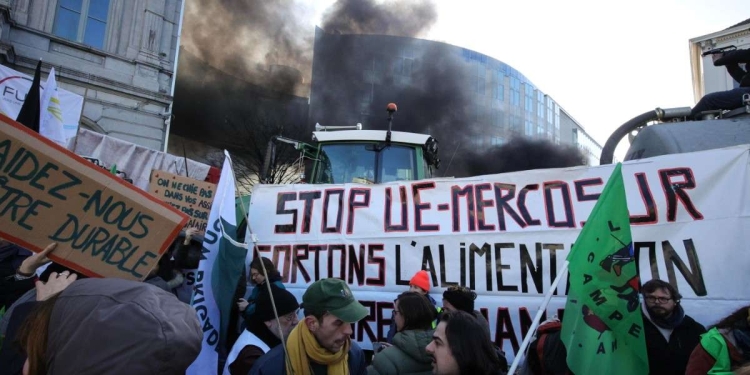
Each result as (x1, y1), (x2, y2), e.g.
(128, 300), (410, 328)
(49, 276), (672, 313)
(308, 0), (748, 158)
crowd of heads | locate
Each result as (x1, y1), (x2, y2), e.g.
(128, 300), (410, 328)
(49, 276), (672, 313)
(7, 232), (750, 375)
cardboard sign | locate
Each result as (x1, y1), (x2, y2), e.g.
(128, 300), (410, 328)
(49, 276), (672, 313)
(148, 170), (216, 233)
(0, 113), (187, 280)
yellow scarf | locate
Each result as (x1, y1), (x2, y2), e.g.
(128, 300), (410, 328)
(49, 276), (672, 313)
(285, 321), (350, 375)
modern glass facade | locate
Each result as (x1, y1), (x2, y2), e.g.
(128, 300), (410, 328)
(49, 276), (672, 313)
(451, 46), (600, 159)
(310, 27), (602, 173)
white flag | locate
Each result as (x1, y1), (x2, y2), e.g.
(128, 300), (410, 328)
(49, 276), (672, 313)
(39, 68), (67, 146)
(188, 151), (246, 375)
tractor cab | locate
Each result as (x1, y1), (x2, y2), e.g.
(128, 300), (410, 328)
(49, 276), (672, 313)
(310, 128), (438, 184)
(261, 103), (440, 184)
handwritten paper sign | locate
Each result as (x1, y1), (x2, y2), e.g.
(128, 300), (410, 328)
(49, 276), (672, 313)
(0, 113), (187, 280)
(148, 170), (216, 233)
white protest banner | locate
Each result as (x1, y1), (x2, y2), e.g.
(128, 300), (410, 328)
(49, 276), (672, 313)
(0, 64), (83, 141)
(247, 145), (750, 362)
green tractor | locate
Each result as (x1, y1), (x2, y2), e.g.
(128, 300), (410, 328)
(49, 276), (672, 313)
(236, 103), (441, 235)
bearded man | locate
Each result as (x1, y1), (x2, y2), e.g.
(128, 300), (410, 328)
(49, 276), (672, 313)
(641, 279), (706, 375)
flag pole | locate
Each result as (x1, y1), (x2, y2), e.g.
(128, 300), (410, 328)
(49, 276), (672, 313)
(507, 260), (570, 375)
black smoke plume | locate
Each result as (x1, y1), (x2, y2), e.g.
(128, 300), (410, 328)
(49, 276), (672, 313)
(174, 0), (584, 182)
(311, 1), (585, 177)
(180, 0), (312, 94)
(172, 48), (309, 186)
(311, 0), (480, 176)
(464, 137), (589, 176)
(322, 0), (437, 37)
(174, 1), (314, 186)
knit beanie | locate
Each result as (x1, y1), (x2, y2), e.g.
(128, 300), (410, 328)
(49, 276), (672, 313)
(443, 286), (476, 313)
(254, 285), (299, 322)
(409, 270), (431, 292)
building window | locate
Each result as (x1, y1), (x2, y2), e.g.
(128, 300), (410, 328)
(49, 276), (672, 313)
(510, 77), (521, 106)
(547, 98), (554, 124)
(494, 83), (504, 101)
(525, 120), (534, 136)
(493, 109), (504, 129)
(509, 115), (521, 133)
(475, 104), (487, 122)
(394, 57), (413, 76)
(475, 76), (485, 95)
(537, 91), (545, 118)
(491, 136), (504, 146)
(524, 84), (534, 114)
(472, 63), (486, 96)
(53, 0), (111, 49)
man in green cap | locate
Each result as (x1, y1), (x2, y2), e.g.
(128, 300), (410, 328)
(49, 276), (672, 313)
(250, 278), (369, 375)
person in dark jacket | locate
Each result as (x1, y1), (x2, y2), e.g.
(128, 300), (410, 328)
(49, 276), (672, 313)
(368, 292), (436, 375)
(239, 257), (285, 321)
(641, 279), (706, 375)
(385, 270), (439, 344)
(522, 318), (570, 375)
(13, 277), (201, 374)
(686, 305), (750, 374)
(0, 241), (45, 312)
(224, 285), (299, 375)
(250, 278), (368, 375)
(690, 47), (750, 118)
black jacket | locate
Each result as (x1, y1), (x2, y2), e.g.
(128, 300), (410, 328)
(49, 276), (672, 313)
(642, 312), (706, 375)
(714, 48), (750, 87)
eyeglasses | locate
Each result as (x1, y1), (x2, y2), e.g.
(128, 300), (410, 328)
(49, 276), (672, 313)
(282, 310), (299, 322)
(645, 296), (672, 304)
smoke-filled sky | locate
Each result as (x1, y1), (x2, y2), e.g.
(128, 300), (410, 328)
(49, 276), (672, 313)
(422, 0), (747, 159)
(313, 0), (748, 158)
(179, 0), (747, 162)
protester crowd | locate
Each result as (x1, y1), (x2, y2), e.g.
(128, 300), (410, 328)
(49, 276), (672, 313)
(2, 232), (749, 375)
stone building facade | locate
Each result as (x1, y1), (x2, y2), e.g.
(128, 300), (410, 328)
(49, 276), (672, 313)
(0, 0), (183, 150)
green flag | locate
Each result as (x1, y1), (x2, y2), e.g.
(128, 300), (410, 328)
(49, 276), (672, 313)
(560, 163), (649, 374)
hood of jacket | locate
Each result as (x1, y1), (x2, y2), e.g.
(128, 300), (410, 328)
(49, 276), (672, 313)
(392, 329), (434, 364)
(47, 278), (202, 375)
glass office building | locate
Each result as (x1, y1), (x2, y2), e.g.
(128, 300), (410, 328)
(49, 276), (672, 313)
(309, 27), (602, 173)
